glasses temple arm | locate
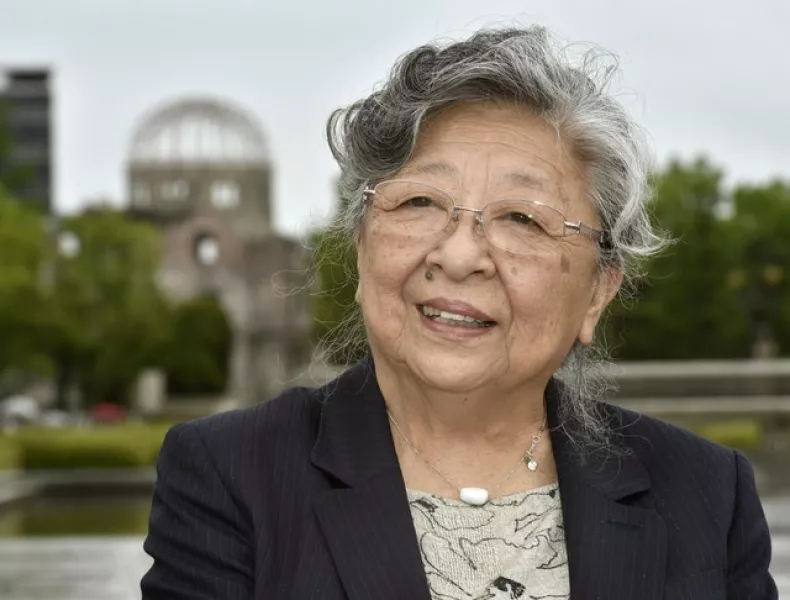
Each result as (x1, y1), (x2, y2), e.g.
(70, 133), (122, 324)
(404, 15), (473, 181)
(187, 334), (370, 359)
(565, 221), (610, 247)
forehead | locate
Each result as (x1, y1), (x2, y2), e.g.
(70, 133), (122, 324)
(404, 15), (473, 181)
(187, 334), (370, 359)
(398, 102), (590, 208)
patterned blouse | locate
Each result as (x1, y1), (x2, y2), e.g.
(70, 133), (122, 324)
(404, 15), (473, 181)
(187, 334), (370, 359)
(406, 482), (569, 599)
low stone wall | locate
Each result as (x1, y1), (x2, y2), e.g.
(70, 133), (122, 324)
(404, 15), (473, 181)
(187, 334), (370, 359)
(0, 469), (156, 512)
(604, 359), (790, 422)
(0, 474), (42, 512)
(606, 359), (790, 399)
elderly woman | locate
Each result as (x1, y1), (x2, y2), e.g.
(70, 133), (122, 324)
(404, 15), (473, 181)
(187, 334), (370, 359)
(141, 26), (777, 600)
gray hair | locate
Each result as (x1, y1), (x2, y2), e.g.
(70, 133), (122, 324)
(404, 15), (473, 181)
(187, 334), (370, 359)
(321, 25), (668, 452)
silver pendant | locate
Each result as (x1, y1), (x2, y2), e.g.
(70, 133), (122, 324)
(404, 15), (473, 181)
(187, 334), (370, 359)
(527, 459), (538, 472)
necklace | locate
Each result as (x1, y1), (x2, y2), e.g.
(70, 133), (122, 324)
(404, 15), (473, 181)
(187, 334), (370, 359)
(386, 408), (548, 507)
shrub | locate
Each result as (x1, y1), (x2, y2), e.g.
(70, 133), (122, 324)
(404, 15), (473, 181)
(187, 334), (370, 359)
(692, 419), (763, 450)
(0, 423), (172, 470)
(0, 436), (20, 470)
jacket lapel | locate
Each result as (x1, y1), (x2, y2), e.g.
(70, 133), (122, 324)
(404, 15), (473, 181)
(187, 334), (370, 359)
(548, 383), (668, 600)
(310, 361), (432, 600)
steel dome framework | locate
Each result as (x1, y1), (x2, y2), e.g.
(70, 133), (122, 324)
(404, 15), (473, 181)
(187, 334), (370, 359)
(129, 97), (270, 166)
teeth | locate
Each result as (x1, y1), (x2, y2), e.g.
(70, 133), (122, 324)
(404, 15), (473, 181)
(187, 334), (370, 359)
(420, 305), (492, 327)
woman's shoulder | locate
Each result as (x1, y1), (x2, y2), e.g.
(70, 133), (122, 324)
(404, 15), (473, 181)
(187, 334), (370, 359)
(602, 401), (741, 479)
(169, 362), (369, 455)
(175, 384), (324, 450)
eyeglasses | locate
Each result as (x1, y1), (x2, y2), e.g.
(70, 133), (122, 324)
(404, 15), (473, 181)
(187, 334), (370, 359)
(362, 179), (609, 255)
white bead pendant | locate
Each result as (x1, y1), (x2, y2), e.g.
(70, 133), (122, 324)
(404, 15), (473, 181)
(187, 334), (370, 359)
(459, 487), (489, 506)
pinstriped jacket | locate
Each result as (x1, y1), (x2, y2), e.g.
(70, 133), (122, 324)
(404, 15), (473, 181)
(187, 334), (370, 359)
(141, 359), (778, 599)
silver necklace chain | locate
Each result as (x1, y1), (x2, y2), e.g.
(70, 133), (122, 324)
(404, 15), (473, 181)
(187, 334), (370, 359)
(386, 408), (548, 499)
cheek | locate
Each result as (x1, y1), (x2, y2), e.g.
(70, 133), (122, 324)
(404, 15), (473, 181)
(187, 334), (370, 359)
(501, 252), (590, 331)
(502, 257), (561, 320)
(359, 223), (427, 303)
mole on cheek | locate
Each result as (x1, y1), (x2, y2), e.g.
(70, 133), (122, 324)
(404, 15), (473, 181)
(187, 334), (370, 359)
(560, 254), (571, 273)
(509, 264), (519, 277)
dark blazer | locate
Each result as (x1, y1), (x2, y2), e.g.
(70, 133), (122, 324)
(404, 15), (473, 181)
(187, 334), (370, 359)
(141, 360), (778, 600)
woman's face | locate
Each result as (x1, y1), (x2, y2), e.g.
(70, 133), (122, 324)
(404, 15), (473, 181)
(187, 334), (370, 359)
(356, 102), (620, 393)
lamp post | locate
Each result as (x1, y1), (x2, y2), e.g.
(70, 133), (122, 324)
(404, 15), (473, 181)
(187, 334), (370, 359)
(47, 227), (82, 414)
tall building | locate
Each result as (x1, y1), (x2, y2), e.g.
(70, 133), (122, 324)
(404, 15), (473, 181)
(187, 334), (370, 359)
(127, 96), (313, 403)
(0, 68), (53, 212)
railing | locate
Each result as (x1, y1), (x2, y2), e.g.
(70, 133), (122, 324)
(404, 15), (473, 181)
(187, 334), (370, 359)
(605, 359), (790, 419)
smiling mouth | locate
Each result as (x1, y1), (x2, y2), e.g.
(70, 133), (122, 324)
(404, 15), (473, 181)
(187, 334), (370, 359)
(418, 304), (496, 328)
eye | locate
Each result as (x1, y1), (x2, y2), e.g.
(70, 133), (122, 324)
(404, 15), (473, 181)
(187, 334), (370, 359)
(400, 195), (435, 208)
(507, 211), (540, 228)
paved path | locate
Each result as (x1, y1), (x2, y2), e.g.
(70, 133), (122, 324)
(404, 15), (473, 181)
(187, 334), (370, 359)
(0, 538), (152, 600)
(773, 535), (790, 598)
(0, 534), (788, 599)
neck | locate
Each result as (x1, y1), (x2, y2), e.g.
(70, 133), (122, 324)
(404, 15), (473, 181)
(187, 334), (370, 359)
(371, 353), (549, 448)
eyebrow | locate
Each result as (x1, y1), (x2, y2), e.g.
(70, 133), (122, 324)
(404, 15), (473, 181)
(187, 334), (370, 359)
(501, 171), (547, 191)
(399, 161), (459, 178)
(400, 162), (547, 192)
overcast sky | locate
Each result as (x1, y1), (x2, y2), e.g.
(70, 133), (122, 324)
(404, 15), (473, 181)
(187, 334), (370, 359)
(1, 0), (788, 235)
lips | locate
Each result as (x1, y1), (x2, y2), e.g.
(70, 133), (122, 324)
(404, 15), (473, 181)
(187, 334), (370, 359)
(418, 297), (497, 327)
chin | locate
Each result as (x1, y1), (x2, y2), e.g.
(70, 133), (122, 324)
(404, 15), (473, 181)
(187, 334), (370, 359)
(407, 353), (497, 393)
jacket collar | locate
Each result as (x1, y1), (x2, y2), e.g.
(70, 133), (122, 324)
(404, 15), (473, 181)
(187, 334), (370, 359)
(310, 358), (400, 486)
(311, 359), (652, 500)
(547, 382), (652, 502)
(310, 359), (432, 600)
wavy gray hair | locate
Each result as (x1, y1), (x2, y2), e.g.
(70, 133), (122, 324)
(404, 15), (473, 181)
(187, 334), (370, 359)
(321, 25), (668, 451)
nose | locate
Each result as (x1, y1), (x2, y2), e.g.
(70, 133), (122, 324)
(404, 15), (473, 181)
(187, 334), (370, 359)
(426, 207), (496, 281)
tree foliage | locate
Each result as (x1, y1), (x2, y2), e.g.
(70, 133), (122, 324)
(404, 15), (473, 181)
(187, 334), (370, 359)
(164, 295), (232, 396)
(0, 197), (236, 404)
(309, 189), (365, 364)
(606, 157), (790, 359)
(728, 180), (790, 353)
(45, 208), (172, 406)
(0, 185), (51, 374)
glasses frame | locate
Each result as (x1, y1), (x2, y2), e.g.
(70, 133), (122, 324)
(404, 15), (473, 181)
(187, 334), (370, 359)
(362, 179), (610, 251)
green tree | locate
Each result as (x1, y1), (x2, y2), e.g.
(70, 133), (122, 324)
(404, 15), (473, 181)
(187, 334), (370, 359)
(47, 208), (171, 407)
(0, 104), (50, 396)
(0, 184), (51, 377)
(606, 157), (748, 359)
(164, 295), (232, 396)
(726, 180), (790, 355)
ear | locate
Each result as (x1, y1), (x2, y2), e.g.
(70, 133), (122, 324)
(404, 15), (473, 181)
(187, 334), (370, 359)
(354, 283), (362, 304)
(578, 266), (622, 345)
(354, 231), (364, 304)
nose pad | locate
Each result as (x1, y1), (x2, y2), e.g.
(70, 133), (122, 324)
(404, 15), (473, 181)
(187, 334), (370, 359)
(448, 207), (485, 237)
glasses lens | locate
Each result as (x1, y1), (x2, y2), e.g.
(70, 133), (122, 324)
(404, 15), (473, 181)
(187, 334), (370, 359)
(372, 181), (452, 236)
(485, 200), (564, 254)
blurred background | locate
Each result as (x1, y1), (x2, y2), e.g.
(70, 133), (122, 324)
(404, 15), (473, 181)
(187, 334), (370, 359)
(0, 0), (788, 598)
